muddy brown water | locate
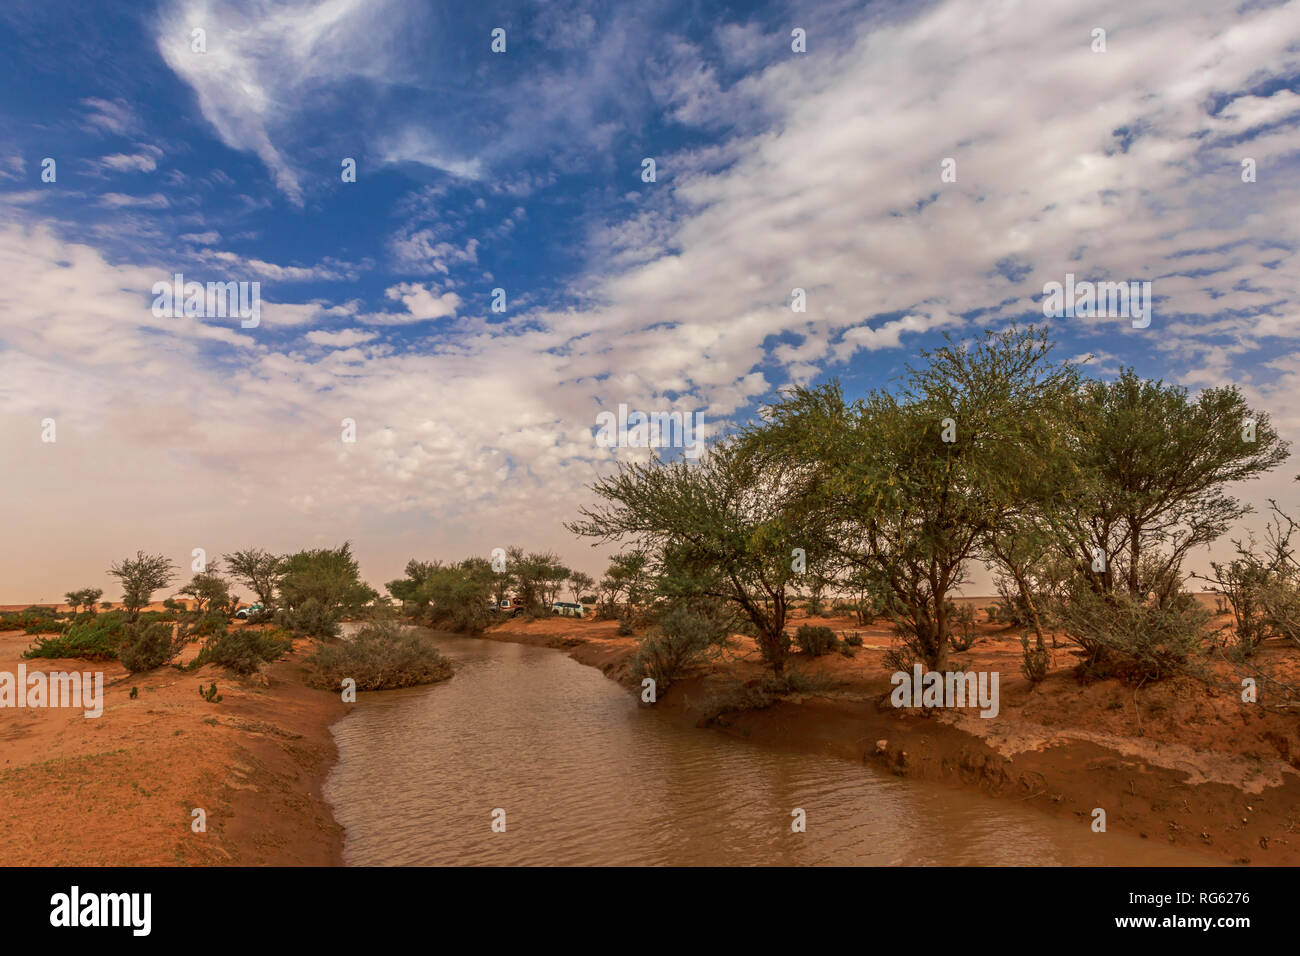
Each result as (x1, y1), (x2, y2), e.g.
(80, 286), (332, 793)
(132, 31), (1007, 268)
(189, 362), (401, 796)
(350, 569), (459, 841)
(324, 629), (1216, 866)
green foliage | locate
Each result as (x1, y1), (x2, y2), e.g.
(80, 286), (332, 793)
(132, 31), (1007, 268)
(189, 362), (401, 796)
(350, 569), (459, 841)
(569, 432), (838, 677)
(1055, 582), (1209, 684)
(23, 612), (128, 660)
(630, 601), (734, 691)
(277, 598), (338, 638)
(108, 551), (178, 620)
(388, 557), (496, 632)
(178, 567), (235, 616)
(949, 603), (978, 652)
(1020, 631), (1050, 683)
(120, 620), (188, 672)
(1058, 370), (1288, 599)
(199, 682), (222, 703)
(793, 623), (838, 657)
(222, 548), (285, 608)
(64, 588), (103, 615)
(279, 542), (376, 625)
(1, 606), (66, 634)
(307, 622), (453, 691)
(192, 626), (292, 675)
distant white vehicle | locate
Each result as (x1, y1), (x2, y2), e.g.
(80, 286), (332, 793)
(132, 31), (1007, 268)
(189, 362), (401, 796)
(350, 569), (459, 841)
(551, 601), (585, 618)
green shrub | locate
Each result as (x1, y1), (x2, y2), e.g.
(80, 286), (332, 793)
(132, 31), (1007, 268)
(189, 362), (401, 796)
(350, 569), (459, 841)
(307, 622), (453, 691)
(949, 604), (978, 652)
(843, 631), (864, 647)
(793, 624), (838, 657)
(192, 627), (292, 675)
(1020, 632), (1050, 683)
(1056, 585), (1208, 683)
(23, 612), (127, 660)
(630, 601), (733, 691)
(277, 598), (340, 638)
(120, 620), (187, 673)
(199, 682), (222, 703)
(0, 606), (65, 634)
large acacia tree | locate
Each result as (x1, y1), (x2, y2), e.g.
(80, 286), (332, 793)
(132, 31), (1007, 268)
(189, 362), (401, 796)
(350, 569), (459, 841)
(1055, 369), (1288, 601)
(569, 437), (837, 677)
(752, 326), (1080, 671)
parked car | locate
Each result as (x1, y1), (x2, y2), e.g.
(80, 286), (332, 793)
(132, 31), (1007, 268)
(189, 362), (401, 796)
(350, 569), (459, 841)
(234, 603), (266, 620)
(551, 601), (585, 618)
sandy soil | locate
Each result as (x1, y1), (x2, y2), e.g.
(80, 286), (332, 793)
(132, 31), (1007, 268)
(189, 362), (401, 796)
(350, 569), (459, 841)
(0, 614), (344, 866)
(483, 606), (1300, 866)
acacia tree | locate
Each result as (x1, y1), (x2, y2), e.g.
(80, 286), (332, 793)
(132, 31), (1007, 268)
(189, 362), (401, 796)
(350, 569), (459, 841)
(223, 548), (286, 608)
(753, 326), (1080, 671)
(108, 551), (177, 621)
(64, 588), (103, 615)
(598, 551), (651, 620)
(568, 571), (595, 603)
(569, 437), (837, 677)
(505, 548), (570, 613)
(1055, 369), (1289, 600)
(178, 565), (235, 615)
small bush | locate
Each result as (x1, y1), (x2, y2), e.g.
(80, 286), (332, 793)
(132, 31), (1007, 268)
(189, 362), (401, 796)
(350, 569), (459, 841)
(1056, 586), (1208, 684)
(630, 601), (733, 691)
(199, 682), (222, 703)
(193, 627), (292, 675)
(793, 624), (838, 657)
(949, 604), (978, 652)
(616, 616), (635, 636)
(277, 598), (340, 638)
(23, 612), (127, 660)
(1, 606), (65, 634)
(843, 631), (864, 647)
(1020, 632), (1050, 683)
(307, 622), (453, 691)
(120, 621), (187, 673)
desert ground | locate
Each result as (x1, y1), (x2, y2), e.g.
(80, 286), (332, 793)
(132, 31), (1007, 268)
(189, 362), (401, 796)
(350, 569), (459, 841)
(0, 603), (343, 866)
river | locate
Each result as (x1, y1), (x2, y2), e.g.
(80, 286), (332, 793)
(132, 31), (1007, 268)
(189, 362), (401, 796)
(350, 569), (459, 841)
(324, 629), (1213, 866)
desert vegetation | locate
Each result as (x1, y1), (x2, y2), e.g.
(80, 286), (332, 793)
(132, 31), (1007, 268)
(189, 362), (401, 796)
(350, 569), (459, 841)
(569, 325), (1298, 695)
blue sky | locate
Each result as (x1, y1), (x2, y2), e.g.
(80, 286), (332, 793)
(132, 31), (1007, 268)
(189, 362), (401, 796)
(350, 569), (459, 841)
(2, 0), (1299, 601)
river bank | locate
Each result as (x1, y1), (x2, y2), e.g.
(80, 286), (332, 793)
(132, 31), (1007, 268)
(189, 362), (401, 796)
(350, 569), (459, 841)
(0, 624), (344, 866)
(479, 611), (1300, 866)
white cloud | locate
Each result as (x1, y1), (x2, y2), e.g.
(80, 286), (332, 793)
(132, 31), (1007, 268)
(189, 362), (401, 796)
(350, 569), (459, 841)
(97, 192), (170, 209)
